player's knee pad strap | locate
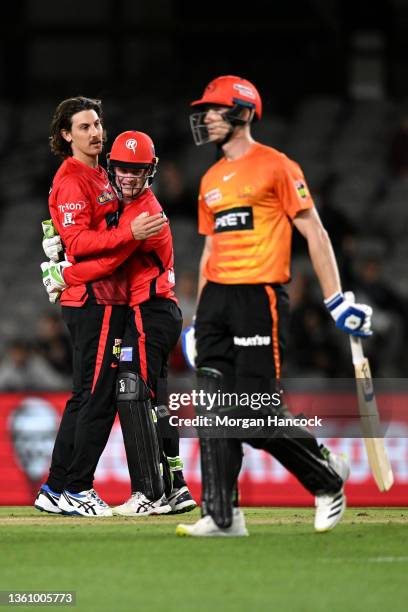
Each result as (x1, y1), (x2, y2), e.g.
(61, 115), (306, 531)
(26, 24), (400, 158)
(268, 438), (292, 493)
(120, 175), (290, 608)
(116, 371), (164, 500)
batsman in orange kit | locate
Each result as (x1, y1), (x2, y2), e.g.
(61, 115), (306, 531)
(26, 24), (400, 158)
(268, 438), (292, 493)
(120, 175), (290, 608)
(177, 75), (374, 537)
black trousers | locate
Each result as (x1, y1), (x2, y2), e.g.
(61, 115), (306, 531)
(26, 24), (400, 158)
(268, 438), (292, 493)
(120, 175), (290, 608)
(47, 302), (127, 493)
(118, 298), (184, 490)
(119, 298), (182, 399)
(195, 282), (341, 510)
(196, 281), (289, 381)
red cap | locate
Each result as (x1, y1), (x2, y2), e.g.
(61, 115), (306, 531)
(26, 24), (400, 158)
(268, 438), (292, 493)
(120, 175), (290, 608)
(110, 131), (156, 165)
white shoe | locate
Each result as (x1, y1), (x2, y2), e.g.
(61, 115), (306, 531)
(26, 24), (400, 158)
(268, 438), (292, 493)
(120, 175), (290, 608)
(34, 485), (62, 514)
(176, 508), (249, 537)
(167, 486), (197, 514)
(112, 492), (171, 516)
(328, 451), (350, 483)
(58, 488), (112, 517)
(314, 451), (350, 532)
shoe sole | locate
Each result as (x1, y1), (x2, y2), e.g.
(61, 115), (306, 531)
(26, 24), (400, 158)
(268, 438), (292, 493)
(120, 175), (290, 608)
(169, 501), (197, 515)
(34, 504), (62, 515)
(175, 525), (249, 537)
(175, 525), (192, 537)
(59, 508), (112, 517)
(112, 504), (172, 517)
(315, 500), (346, 533)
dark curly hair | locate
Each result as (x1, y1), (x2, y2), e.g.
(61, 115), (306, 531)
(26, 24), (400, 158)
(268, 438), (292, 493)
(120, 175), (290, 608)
(49, 96), (104, 159)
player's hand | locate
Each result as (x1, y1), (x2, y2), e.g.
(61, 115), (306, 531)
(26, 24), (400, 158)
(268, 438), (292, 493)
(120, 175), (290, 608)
(325, 292), (372, 337)
(42, 235), (63, 262)
(41, 261), (72, 302)
(130, 212), (167, 240)
(42, 219), (64, 262)
(42, 219), (58, 239)
(181, 320), (197, 368)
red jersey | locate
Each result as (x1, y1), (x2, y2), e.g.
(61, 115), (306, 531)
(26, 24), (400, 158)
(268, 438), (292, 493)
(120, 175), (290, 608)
(63, 189), (176, 307)
(49, 157), (135, 306)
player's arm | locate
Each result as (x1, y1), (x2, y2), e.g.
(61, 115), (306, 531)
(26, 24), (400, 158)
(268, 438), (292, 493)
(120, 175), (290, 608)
(292, 207), (340, 299)
(197, 236), (212, 304)
(182, 236), (211, 369)
(275, 156), (372, 336)
(51, 182), (133, 257)
(63, 239), (139, 285)
(51, 180), (164, 258)
(182, 189), (213, 369)
(196, 185), (214, 304)
(293, 207), (372, 336)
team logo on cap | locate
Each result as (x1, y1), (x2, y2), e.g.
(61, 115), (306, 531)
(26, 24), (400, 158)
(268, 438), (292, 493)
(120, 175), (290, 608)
(126, 139), (138, 154)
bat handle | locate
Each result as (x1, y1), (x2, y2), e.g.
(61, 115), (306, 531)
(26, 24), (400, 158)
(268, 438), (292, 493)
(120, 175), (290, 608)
(344, 290), (365, 364)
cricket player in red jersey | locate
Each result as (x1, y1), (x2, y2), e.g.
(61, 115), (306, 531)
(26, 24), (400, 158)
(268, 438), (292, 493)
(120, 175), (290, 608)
(176, 76), (373, 537)
(42, 131), (196, 516)
(35, 99), (166, 517)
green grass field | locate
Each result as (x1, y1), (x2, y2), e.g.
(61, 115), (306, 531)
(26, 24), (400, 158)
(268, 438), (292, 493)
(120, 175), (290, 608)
(0, 507), (407, 612)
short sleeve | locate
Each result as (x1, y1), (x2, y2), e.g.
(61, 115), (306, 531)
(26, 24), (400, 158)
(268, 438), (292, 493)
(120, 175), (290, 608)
(274, 154), (314, 219)
(197, 183), (214, 235)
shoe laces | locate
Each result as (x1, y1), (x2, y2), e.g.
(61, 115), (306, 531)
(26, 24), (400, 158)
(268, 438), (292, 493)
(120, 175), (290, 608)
(89, 489), (109, 507)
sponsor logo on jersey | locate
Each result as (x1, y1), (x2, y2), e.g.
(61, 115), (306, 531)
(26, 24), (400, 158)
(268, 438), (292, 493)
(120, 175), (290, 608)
(97, 190), (116, 205)
(62, 212), (75, 227)
(233, 83), (256, 99)
(168, 269), (175, 284)
(119, 347), (133, 362)
(214, 206), (254, 233)
(58, 201), (86, 213)
(294, 180), (309, 200)
(234, 335), (271, 347)
(204, 188), (222, 206)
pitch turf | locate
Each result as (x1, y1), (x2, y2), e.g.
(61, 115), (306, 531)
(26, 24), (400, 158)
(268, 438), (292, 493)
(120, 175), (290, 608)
(0, 508), (407, 612)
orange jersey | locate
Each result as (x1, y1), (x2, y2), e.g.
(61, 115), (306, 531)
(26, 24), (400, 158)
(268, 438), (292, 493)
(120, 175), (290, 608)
(198, 142), (314, 284)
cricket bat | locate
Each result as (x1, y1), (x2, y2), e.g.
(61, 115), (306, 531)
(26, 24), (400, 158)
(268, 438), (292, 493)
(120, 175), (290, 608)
(345, 291), (394, 492)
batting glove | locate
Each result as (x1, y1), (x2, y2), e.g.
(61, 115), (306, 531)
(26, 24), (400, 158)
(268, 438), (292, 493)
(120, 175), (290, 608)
(181, 318), (197, 369)
(41, 261), (71, 303)
(325, 291), (373, 337)
(42, 219), (63, 262)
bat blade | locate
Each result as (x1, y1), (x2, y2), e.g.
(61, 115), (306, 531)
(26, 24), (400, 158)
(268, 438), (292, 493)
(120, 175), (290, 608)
(354, 358), (394, 492)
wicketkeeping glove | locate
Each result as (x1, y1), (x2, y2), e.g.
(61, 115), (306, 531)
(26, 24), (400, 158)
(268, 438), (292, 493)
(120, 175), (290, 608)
(181, 318), (197, 369)
(325, 291), (372, 337)
(42, 219), (64, 262)
(41, 261), (71, 303)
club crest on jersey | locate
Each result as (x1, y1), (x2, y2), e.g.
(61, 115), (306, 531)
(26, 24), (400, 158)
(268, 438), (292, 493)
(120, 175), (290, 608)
(238, 185), (254, 198)
(97, 190), (116, 205)
(204, 188), (222, 206)
(294, 180), (309, 200)
(112, 338), (122, 359)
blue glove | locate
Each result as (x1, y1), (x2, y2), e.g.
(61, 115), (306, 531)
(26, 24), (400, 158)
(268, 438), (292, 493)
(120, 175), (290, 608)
(325, 292), (372, 337)
(181, 319), (196, 369)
